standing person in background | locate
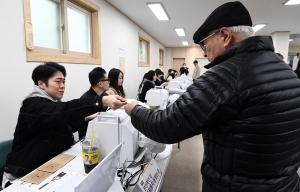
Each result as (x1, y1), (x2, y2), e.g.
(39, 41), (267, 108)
(139, 70), (156, 103)
(78, 67), (110, 139)
(294, 59), (300, 78)
(155, 69), (168, 87)
(192, 60), (200, 81)
(107, 68), (126, 98)
(180, 63), (189, 75)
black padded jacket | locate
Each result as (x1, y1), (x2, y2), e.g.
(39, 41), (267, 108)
(131, 36), (300, 192)
(5, 96), (104, 177)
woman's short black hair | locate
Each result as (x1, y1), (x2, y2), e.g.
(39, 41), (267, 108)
(155, 69), (163, 76)
(32, 62), (66, 86)
(145, 70), (156, 81)
(89, 67), (106, 87)
(108, 68), (126, 97)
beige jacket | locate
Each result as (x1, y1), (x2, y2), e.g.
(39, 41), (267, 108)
(192, 65), (200, 80)
(106, 87), (125, 98)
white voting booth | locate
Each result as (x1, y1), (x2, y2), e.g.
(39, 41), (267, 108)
(145, 89), (169, 110)
(86, 109), (139, 167)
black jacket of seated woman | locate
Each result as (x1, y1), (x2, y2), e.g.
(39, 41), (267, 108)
(139, 70), (156, 103)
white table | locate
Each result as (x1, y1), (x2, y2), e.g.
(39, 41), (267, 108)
(3, 142), (172, 192)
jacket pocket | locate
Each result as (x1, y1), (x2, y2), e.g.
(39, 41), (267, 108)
(33, 140), (49, 162)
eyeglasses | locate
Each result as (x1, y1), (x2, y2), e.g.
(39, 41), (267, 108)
(99, 78), (110, 82)
(199, 30), (220, 51)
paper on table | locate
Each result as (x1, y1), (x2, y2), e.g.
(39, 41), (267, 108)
(21, 170), (52, 185)
(38, 154), (75, 173)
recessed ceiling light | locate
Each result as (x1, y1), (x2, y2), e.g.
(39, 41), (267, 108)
(147, 3), (169, 21)
(182, 41), (188, 46)
(283, 0), (300, 5)
(252, 24), (267, 33)
(175, 28), (186, 36)
(289, 39), (294, 41)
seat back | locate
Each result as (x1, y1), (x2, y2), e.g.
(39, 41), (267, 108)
(0, 140), (13, 190)
(0, 140), (13, 168)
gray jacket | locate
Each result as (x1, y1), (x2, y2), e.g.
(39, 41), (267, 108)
(192, 65), (200, 80)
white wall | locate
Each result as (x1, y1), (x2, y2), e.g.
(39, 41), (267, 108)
(0, 0), (171, 140)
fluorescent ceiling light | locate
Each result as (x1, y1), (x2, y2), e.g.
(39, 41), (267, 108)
(289, 39), (294, 41)
(283, 0), (300, 5)
(182, 41), (188, 46)
(147, 3), (169, 21)
(252, 24), (266, 33)
(175, 28), (186, 36)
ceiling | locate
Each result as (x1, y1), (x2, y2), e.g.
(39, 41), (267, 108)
(105, 0), (300, 48)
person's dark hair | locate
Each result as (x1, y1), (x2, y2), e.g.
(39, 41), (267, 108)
(183, 63), (186, 66)
(156, 70), (164, 76)
(145, 70), (156, 81)
(276, 53), (284, 60)
(168, 69), (173, 73)
(138, 73), (147, 91)
(108, 68), (126, 97)
(193, 60), (198, 64)
(294, 59), (300, 78)
(32, 62), (66, 86)
(138, 70), (155, 91)
(89, 67), (106, 87)
(167, 70), (175, 80)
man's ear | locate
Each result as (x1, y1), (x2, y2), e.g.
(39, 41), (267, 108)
(220, 27), (233, 49)
(98, 81), (103, 88)
(38, 80), (46, 90)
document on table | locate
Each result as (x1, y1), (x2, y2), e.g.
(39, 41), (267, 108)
(16, 169), (85, 192)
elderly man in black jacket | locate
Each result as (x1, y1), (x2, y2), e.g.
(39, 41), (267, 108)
(125, 1), (300, 192)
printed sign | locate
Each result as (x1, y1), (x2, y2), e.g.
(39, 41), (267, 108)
(136, 158), (162, 192)
(119, 46), (125, 54)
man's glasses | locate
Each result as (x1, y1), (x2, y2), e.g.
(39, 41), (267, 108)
(199, 30), (220, 51)
(99, 78), (110, 82)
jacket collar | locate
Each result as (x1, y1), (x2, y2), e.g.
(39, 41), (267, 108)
(205, 36), (274, 69)
(89, 86), (99, 96)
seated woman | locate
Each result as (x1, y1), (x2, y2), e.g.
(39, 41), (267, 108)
(166, 70), (175, 82)
(106, 68), (126, 98)
(138, 70), (156, 103)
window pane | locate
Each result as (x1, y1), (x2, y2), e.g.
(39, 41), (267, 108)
(67, 6), (91, 53)
(139, 40), (147, 63)
(31, 0), (62, 49)
(159, 50), (163, 64)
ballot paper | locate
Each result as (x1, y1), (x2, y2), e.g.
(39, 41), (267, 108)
(16, 169), (82, 192)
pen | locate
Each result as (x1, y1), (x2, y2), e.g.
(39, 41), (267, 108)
(38, 183), (48, 190)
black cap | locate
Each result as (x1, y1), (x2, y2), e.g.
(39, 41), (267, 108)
(193, 1), (252, 44)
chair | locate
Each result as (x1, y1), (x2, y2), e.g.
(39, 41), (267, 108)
(0, 140), (13, 191)
(137, 92), (141, 101)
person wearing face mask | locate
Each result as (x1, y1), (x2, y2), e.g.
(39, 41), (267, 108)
(2, 62), (126, 189)
(106, 68), (126, 98)
(180, 63), (189, 76)
(154, 69), (168, 87)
